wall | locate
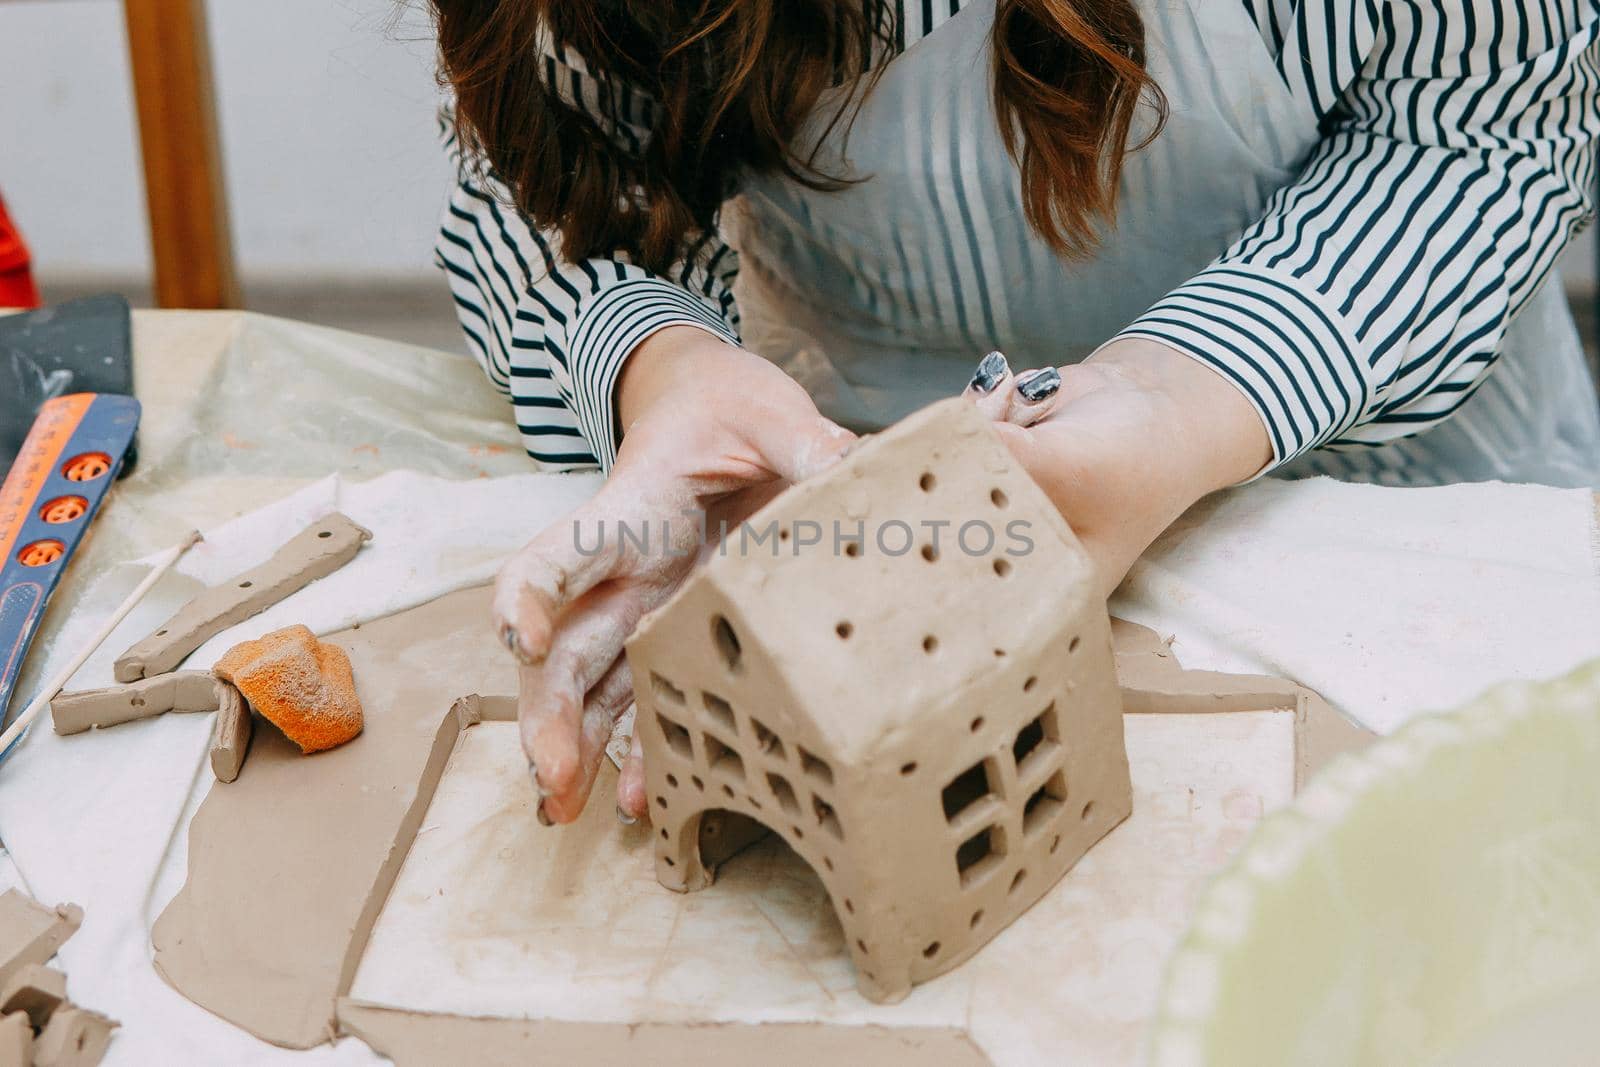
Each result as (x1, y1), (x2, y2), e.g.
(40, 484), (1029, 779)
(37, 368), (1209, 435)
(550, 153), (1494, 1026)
(0, 0), (450, 287)
(0, 0), (1594, 292)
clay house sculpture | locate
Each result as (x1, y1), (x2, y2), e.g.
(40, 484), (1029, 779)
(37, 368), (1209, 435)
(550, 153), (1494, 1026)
(626, 398), (1132, 1003)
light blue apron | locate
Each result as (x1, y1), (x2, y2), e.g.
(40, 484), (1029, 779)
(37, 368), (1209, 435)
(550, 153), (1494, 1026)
(725, 0), (1600, 488)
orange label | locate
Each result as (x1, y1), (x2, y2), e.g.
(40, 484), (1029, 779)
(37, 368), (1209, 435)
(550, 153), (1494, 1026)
(0, 394), (94, 570)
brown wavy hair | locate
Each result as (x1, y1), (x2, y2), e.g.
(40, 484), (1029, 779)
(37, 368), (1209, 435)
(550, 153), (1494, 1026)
(432, 1), (1166, 273)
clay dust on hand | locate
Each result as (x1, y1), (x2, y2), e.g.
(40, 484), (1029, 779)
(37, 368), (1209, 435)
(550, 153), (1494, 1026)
(213, 625), (364, 754)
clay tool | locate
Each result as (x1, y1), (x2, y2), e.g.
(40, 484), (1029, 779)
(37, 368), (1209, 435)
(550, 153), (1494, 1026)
(0, 529), (201, 766)
(114, 512), (372, 682)
(0, 392), (141, 738)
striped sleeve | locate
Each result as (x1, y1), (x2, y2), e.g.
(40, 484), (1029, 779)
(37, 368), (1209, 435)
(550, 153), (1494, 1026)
(434, 42), (741, 472)
(1117, 0), (1600, 469)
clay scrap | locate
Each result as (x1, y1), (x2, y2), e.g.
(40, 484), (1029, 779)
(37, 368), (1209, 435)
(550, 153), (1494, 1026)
(0, 966), (65, 1030)
(628, 398), (1132, 1004)
(0, 892), (80, 991)
(213, 624), (363, 754)
(0, 890), (115, 1066)
(50, 672), (218, 736)
(114, 511), (372, 682)
(0, 1011), (30, 1067)
(209, 681), (254, 783)
(32, 1009), (116, 1067)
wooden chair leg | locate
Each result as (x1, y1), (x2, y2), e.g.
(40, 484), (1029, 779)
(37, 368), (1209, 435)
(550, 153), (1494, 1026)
(123, 0), (239, 309)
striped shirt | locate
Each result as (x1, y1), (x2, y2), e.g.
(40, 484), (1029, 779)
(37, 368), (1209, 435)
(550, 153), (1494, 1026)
(436, 1), (1600, 472)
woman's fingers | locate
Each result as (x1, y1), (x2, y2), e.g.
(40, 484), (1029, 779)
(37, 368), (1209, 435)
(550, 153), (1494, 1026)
(517, 582), (649, 820)
(617, 721), (648, 822)
(537, 657), (637, 825)
(492, 494), (632, 665)
(964, 350), (1015, 421)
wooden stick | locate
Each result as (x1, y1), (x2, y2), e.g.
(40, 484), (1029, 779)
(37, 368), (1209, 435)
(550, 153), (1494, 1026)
(0, 530), (202, 762)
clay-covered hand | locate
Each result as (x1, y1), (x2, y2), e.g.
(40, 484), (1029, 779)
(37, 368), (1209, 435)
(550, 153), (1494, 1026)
(494, 326), (855, 825)
(963, 341), (1272, 599)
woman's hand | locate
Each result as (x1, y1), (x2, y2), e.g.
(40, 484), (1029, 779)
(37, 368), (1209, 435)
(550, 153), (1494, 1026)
(965, 340), (1271, 599)
(493, 326), (854, 826)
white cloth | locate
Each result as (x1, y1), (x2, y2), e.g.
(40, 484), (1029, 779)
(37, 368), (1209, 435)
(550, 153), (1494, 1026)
(1112, 477), (1600, 733)
(0, 469), (1593, 1063)
(0, 470), (597, 1067)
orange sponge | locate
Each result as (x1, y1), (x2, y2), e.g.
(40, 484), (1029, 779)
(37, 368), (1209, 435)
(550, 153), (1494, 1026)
(213, 625), (363, 754)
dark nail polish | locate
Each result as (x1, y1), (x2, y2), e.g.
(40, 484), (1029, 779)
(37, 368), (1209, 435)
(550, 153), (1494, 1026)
(968, 350), (1010, 394)
(536, 801), (554, 827)
(616, 805), (638, 826)
(1016, 367), (1061, 403)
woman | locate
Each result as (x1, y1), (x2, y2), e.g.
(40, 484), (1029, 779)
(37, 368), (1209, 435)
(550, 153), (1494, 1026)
(432, 0), (1600, 825)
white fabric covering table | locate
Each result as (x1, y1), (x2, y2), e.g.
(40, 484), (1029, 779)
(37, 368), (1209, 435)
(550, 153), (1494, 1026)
(0, 312), (1593, 1064)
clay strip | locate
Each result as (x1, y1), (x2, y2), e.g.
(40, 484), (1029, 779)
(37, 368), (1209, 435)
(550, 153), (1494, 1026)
(114, 512), (373, 683)
(0, 963), (66, 1030)
(51, 672), (219, 736)
(209, 682), (253, 784)
(0, 891), (81, 990)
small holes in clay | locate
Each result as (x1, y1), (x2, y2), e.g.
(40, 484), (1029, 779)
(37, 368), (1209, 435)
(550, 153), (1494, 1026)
(824, 856), (835, 871)
(655, 796), (667, 809)
(767, 773), (800, 815)
(992, 558), (1012, 578)
(799, 746), (834, 785)
(919, 471), (936, 492)
(856, 937), (868, 953)
(1023, 772), (1068, 836)
(317, 530), (333, 538)
(752, 718), (786, 759)
(922, 635), (938, 654)
(702, 691), (736, 733)
(652, 673), (686, 706)
(792, 825), (805, 840)
(691, 776), (705, 791)
(1010, 869), (1028, 895)
(923, 942), (941, 960)
(1023, 675), (1038, 693)
(920, 544), (938, 563)
(660, 828), (668, 840)
(835, 621), (854, 640)
(711, 615), (742, 673)
(779, 527), (791, 542)
(1049, 834), (1062, 855)
(155, 630), (168, 637)
(666, 773), (679, 788)
(1081, 800), (1096, 822)
(845, 899), (855, 914)
(722, 784), (736, 799)
(704, 734), (745, 782)
(664, 857), (676, 867)
(1069, 636), (1081, 652)
(239, 580), (253, 589)
(1013, 714), (1045, 765)
(969, 716), (985, 733)
(970, 910), (984, 928)
(844, 542), (862, 558)
(942, 759), (995, 821)
(813, 795), (843, 840)
(656, 714), (692, 760)
(990, 488), (1008, 508)
(130, 696), (146, 708)
(900, 761), (918, 776)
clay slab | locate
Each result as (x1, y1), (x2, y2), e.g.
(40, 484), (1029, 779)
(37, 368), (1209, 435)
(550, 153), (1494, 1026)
(114, 511), (372, 682)
(151, 586), (517, 1049)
